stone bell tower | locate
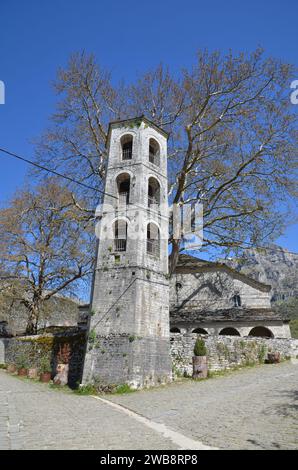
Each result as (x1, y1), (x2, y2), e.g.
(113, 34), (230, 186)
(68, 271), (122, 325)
(82, 116), (172, 388)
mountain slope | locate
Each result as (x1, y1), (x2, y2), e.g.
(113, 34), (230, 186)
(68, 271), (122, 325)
(225, 244), (298, 302)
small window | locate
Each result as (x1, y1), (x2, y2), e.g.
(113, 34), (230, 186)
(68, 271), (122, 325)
(233, 294), (241, 307)
(147, 222), (160, 258)
(121, 135), (133, 160)
(149, 138), (160, 166)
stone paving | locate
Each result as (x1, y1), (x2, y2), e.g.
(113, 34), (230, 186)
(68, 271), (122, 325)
(0, 371), (176, 450)
(109, 362), (298, 450)
(0, 362), (297, 450)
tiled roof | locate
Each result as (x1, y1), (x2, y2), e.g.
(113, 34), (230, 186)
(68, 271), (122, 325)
(170, 307), (287, 323)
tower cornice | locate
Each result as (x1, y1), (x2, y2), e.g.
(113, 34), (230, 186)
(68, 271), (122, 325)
(106, 115), (169, 148)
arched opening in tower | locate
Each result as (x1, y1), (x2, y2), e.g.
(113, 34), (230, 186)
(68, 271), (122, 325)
(148, 177), (160, 210)
(117, 173), (130, 207)
(149, 138), (160, 166)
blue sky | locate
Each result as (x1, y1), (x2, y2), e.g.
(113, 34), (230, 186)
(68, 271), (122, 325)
(0, 0), (297, 251)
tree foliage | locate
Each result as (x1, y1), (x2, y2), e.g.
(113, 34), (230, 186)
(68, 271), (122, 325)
(194, 337), (207, 356)
(0, 180), (93, 334)
(34, 49), (298, 272)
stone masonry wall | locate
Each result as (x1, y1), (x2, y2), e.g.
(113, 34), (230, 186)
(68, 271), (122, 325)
(0, 292), (80, 336)
(170, 270), (271, 312)
(84, 333), (171, 388)
(1, 330), (86, 388)
(0, 339), (7, 364)
(170, 334), (298, 377)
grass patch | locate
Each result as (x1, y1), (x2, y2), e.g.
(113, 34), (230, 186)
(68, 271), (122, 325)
(74, 382), (135, 395)
(49, 383), (72, 393)
(113, 383), (135, 394)
(74, 384), (98, 395)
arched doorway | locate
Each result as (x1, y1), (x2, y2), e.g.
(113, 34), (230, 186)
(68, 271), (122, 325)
(170, 327), (181, 333)
(192, 328), (208, 335)
(248, 326), (274, 338)
(219, 327), (240, 336)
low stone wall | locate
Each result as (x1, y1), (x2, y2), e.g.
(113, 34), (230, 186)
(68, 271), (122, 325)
(3, 332), (298, 386)
(0, 294), (80, 336)
(1, 330), (87, 388)
(170, 334), (298, 377)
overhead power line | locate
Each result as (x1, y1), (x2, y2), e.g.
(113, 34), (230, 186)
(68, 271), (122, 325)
(0, 146), (169, 220)
(1, 146), (298, 256)
(0, 147), (117, 200)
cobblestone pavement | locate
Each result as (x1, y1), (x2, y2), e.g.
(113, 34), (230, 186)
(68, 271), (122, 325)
(0, 362), (297, 450)
(109, 362), (298, 450)
(0, 371), (177, 450)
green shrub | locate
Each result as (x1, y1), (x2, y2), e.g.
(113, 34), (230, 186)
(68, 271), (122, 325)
(16, 354), (29, 369)
(40, 357), (51, 373)
(88, 329), (97, 345)
(257, 344), (267, 363)
(193, 338), (207, 356)
(290, 319), (298, 339)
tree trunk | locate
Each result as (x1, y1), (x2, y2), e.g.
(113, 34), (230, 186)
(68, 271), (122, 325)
(25, 305), (39, 335)
(169, 239), (180, 276)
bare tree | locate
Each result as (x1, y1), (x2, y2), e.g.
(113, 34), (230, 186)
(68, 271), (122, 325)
(0, 180), (94, 334)
(35, 49), (298, 273)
